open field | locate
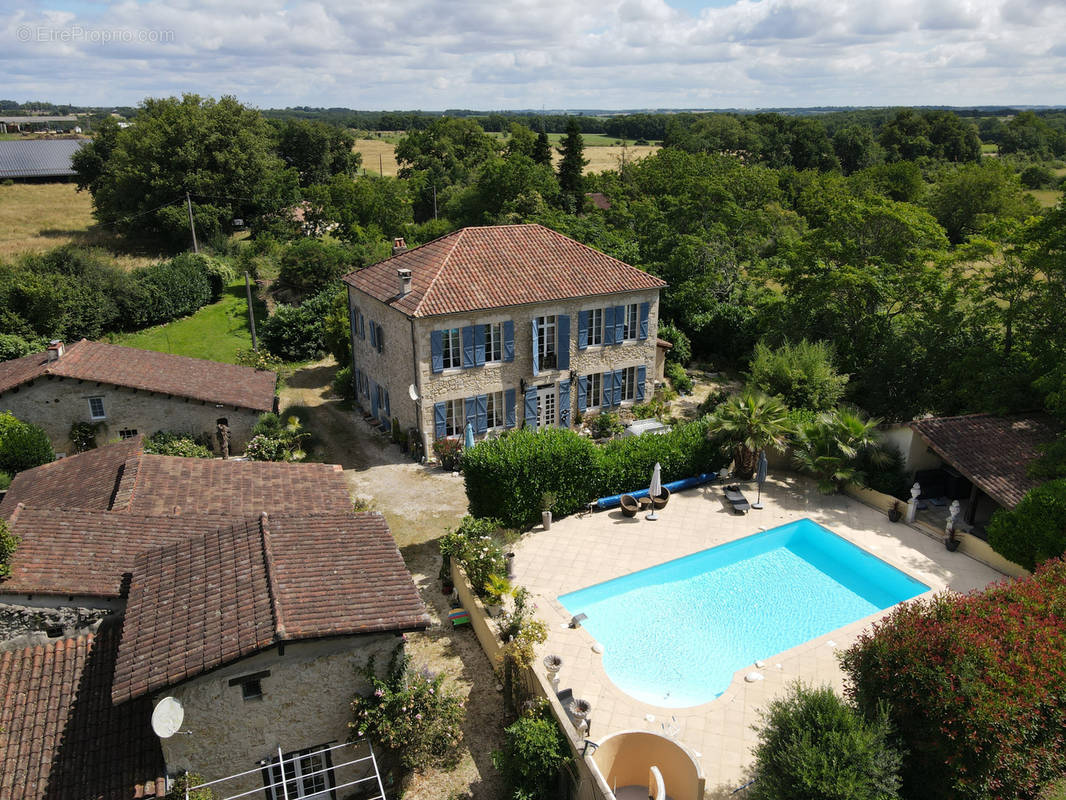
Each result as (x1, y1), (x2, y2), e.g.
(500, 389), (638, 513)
(108, 279), (267, 364)
(355, 136), (659, 177)
(1028, 188), (1063, 208)
(0, 182), (158, 267)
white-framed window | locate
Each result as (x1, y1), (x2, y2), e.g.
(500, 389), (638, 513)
(444, 398), (465, 437)
(588, 308), (604, 347)
(536, 315), (557, 369)
(441, 327), (461, 370)
(586, 373), (602, 409)
(88, 396), (106, 420)
(483, 322), (503, 363)
(621, 366), (638, 402)
(485, 390), (505, 429)
(265, 745), (334, 800)
(622, 303), (639, 341)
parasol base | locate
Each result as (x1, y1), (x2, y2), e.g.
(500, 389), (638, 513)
(646, 511), (659, 521)
(751, 502), (764, 509)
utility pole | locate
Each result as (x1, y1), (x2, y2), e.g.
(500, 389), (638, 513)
(433, 183), (437, 220)
(185, 192), (199, 254)
(244, 272), (258, 351)
(379, 152), (383, 176)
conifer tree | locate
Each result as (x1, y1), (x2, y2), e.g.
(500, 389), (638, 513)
(556, 118), (588, 210)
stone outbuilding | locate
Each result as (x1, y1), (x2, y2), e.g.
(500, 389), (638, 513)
(0, 339), (278, 456)
(343, 223), (667, 457)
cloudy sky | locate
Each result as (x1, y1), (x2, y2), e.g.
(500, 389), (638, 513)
(3, 0), (1066, 110)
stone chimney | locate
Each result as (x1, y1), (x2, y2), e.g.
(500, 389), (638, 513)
(397, 268), (412, 297)
(392, 237), (407, 256)
(46, 340), (65, 361)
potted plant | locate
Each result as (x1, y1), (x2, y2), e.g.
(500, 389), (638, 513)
(888, 501), (902, 523)
(483, 573), (512, 616)
(541, 491), (556, 531)
(945, 521), (961, 552)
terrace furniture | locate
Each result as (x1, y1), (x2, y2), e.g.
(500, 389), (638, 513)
(724, 484), (751, 514)
(620, 494), (641, 517)
(650, 487), (670, 510)
(448, 608), (471, 627)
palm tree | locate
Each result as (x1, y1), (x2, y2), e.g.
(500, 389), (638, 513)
(707, 390), (791, 479)
(792, 407), (888, 494)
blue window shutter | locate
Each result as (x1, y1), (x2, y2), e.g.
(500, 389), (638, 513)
(602, 371), (612, 407)
(434, 402), (446, 439)
(558, 379), (571, 427)
(577, 310), (589, 350)
(474, 324), (486, 366)
(524, 387), (538, 428)
(603, 306), (615, 346)
(577, 375), (588, 412)
(358, 313), (365, 340)
(503, 320), (515, 362)
(612, 369), (622, 406)
(636, 366), (646, 401)
(504, 388), (516, 428)
(376, 324), (384, 353)
(369, 320), (377, 348)
(639, 302), (650, 340)
(464, 397), (476, 432)
(613, 306), (625, 344)
(384, 389), (391, 418)
(531, 318), (539, 376)
(475, 394), (488, 433)
(557, 315), (570, 371)
(461, 326), (475, 369)
(430, 330), (443, 373)
(370, 380), (379, 417)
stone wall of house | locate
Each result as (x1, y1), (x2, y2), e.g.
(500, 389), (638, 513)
(348, 286), (418, 436)
(0, 601), (114, 647)
(157, 633), (398, 794)
(0, 377), (262, 456)
(408, 290), (662, 455)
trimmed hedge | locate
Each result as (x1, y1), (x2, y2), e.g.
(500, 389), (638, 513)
(0, 411), (54, 475)
(259, 290), (333, 362)
(841, 559), (1066, 800)
(987, 479), (1066, 571)
(123, 254), (214, 329)
(463, 419), (728, 529)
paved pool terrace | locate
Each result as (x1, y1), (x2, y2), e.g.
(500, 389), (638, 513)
(512, 474), (1004, 795)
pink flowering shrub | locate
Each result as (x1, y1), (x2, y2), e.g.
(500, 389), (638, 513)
(349, 645), (465, 772)
(840, 559), (1066, 800)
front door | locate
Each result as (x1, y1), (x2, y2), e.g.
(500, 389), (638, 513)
(537, 385), (557, 428)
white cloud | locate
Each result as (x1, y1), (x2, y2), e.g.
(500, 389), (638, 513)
(0, 0), (1064, 108)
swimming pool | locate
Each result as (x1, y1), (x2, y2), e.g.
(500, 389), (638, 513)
(558, 518), (929, 707)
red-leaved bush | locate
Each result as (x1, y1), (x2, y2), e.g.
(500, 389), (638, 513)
(840, 559), (1066, 800)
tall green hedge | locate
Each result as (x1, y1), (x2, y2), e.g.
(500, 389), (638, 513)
(987, 479), (1066, 571)
(463, 420), (728, 529)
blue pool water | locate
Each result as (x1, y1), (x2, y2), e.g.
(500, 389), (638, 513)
(558, 518), (928, 707)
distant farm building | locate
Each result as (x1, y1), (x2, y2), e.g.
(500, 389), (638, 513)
(0, 138), (88, 179)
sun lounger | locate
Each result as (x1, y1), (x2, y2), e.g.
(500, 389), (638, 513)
(724, 484), (750, 514)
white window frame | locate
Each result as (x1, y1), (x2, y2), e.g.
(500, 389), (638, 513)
(441, 327), (462, 370)
(622, 303), (639, 341)
(444, 398), (464, 437)
(265, 745), (334, 800)
(88, 396), (106, 421)
(484, 322), (503, 364)
(586, 373), (602, 410)
(588, 308), (604, 347)
(621, 366), (637, 402)
(536, 315), (557, 369)
(485, 389), (505, 429)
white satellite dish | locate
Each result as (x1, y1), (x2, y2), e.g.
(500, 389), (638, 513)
(408, 384), (419, 402)
(151, 696), (185, 738)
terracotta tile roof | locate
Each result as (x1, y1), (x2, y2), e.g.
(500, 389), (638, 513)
(0, 339), (277, 412)
(910, 412), (1062, 509)
(343, 223), (665, 318)
(112, 456), (352, 516)
(0, 436), (143, 518)
(0, 620), (165, 800)
(2, 506), (240, 599)
(112, 512), (429, 702)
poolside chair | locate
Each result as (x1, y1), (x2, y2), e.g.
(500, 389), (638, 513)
(651, 486), (670, 509)
(620, 494), (641, 517)
(724, 484), (751, 514)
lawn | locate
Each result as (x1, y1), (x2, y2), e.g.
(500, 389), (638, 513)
(0, 181), (159, 267)
(108, 279), (267, 364)
(1027, 188), (1063, 208)
(353, 138), (401, 177)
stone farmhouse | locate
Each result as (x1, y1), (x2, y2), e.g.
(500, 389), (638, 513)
(0, 339), (278, 457)
(343, 223), (668, 457)
(0, 440), (427, 800)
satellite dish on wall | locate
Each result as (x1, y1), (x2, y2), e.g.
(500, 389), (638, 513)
(151, 696), (185, 738)
(408, 384), (419, 402)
